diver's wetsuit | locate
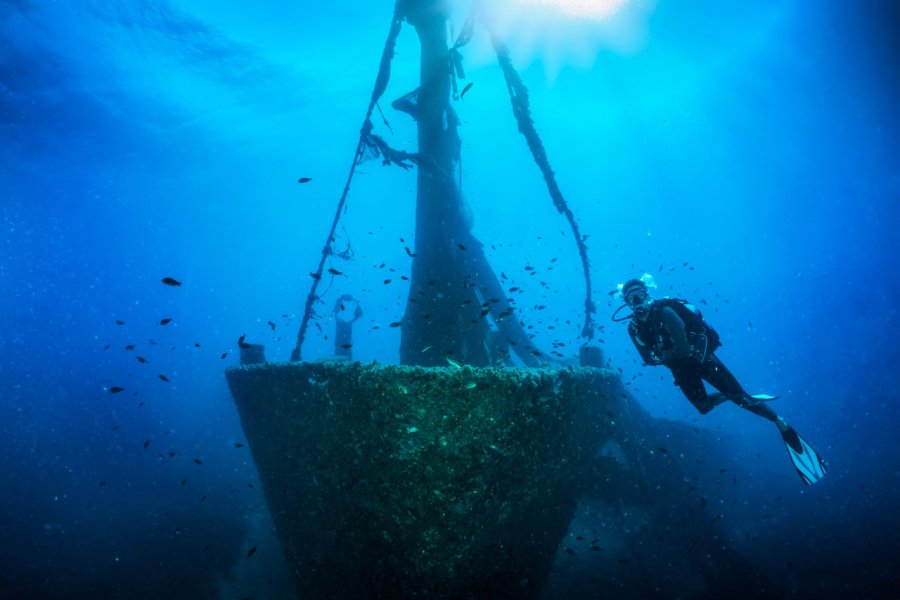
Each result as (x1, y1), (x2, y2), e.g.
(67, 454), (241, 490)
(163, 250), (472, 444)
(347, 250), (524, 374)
(628, 302), (779, 422)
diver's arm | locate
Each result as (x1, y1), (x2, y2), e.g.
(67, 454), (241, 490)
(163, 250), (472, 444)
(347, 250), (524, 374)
(659, 306), (692, 359)
(628, 322), (657, 364)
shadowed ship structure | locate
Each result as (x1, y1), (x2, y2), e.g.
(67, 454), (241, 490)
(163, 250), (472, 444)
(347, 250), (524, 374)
(226, 1), (779, 597)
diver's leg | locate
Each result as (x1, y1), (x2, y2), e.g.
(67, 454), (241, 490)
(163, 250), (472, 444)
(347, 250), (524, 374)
(671, 366), (716, 414)
(702, 356), (782, 425)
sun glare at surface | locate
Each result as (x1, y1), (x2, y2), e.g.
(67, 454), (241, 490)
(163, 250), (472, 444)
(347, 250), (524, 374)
(515, 0), (630, 21)
(471, 0), (657, 79)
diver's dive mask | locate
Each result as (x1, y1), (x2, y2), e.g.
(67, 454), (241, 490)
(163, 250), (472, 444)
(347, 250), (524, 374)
(624, 288), (650, 318)
(624, 289), (648, 307)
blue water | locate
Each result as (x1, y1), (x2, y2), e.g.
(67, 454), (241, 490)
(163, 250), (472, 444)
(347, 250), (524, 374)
(2, 0), (898, 597)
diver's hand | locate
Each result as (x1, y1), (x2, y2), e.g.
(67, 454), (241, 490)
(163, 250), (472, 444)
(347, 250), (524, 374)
(649, 349), (675, 365)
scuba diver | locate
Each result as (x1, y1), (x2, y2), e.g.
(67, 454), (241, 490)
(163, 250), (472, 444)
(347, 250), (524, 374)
(613, 274), (827, 485)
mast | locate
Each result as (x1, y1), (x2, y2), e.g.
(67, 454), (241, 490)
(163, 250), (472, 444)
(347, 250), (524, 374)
(398, 0), (542, 368)
(400, 0), (480, 366)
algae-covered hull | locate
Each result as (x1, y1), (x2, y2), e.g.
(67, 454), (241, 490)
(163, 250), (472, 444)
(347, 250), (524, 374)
(226, 361), (618, 599)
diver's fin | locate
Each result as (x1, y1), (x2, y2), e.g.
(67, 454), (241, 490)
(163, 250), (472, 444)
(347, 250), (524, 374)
(781, 426), (828, 485)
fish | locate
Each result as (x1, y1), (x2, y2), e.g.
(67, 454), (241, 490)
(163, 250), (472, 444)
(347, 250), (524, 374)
(246, 545), (258, 558)
(463, 382), (477, 390)
(341, 344), (352, 349)
(446, 357), (462, 369)
(116, 320), (125, 325)
(238, 334), (251, 349)
(460, 82), (474, 98)
(267, 321), (276, 331)
(404, 246), (416, 257)
(383, 279), (391, 284)
(457, 243), (466, 251)
(143, 439), (150, 449)
(158, 374), (169, 382)
(234, 443), (244, 448)
(108, 387), (125, 394)
(159, 318), (172, 326)
(297, 177), (312, 183)
(327, 268), (342, 276)
(309, 272), (321, 280)
(124, 344), (135, 351)
(194, 458), (203, 465)
(389, 321), (401, 328)
(136, 356), (147, 364)
(220, 352), (228, 359)
(161, 277), (182, 287)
